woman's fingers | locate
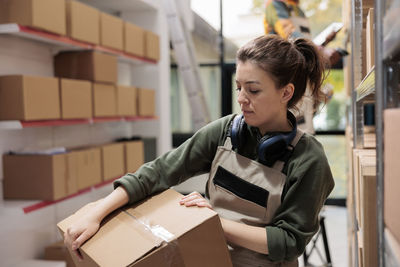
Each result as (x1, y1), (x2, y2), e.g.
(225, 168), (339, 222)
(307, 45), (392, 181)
(73, 229), (91, 250)
(64, 226), (87, 259)
(180, 192), (212, 209)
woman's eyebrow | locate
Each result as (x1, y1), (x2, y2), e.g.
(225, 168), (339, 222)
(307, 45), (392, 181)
(235, 80), (261, 85)
(245, 80), (261, 85)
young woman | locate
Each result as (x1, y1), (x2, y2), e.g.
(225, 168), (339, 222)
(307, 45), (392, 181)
(64, 35), (334, 266)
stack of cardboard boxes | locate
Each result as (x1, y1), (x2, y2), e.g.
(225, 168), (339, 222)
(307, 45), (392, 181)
(3, 139), (144, 201)
(0, 0), (158, 121)
(0, 0), (160, 60)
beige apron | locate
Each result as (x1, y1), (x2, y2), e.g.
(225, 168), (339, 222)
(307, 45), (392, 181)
(207, 129), (304, 267)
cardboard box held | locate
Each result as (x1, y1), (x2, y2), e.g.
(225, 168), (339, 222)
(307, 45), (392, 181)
(57, 189), (232, 267)
(54, 51), (117, 84)
(124, 140), (144, 173)
(60, 78), (92, 119)
(93, 83), (117, 117)
(3, 153), (76, 201)
(100, 12), (123, 51)
(0, 75), (60, 121)
(137, 88), (155, 117)
(117, 85), (137, 117)
(100, 143), (125, 181)
(0, 0), (66, 35)
(66, 0), (100, 44)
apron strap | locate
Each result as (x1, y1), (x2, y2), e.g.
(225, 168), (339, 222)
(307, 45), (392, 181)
(223, 136), (233, 148)
(272, 129), (305, 172)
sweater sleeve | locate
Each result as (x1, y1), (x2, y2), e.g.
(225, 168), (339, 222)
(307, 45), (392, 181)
(266, 135), (335, 262)
(113, 115), (233, 205)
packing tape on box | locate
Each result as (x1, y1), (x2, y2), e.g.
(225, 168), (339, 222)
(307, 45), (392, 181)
(122, 210), (175, 243)
(122, 209), (184, 266)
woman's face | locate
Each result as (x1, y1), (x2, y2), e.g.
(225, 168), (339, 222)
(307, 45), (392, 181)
(235, 61), (288, 133)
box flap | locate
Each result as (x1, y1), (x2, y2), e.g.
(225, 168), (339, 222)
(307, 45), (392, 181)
(58, 202), (164, 266)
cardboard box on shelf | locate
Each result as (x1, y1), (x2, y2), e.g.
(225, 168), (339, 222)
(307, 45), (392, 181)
(60, 78), (92, 119)
(100, 143), (125, 181)
(352, 148), (375, 229)
(54, 51), (117, 84)
(124, 140), (144, 173)
(117, 85), (137, 117)
(68, 147), (101, 190)
(57, 189), (232, 267)
(66, 0), (100, 45)
(137, 88), (155, 116)
(0, 75), (60, 121)
(93, 83), (117, 117)
(358, 155), (377, 267)
(384, 109), (400, 244)
(100, 12), (123, 51)
(144, 30), (160, 61)
(3, 153), (76, 201)
(44, 241), (74, 267)
(366, 8), (375, 72)
(124, 22), (145, 57)
(0, 0), (66, 35)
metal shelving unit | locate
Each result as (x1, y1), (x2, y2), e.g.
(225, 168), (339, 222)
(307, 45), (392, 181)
(350, 0), (400, 265)
(351, 0), (366, 151)
(349, 0), (365, 265)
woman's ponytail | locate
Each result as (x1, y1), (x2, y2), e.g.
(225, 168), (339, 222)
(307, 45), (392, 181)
(293, 38), (327, 107)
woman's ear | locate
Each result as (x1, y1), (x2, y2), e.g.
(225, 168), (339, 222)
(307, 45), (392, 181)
(281, 83), (294, 104)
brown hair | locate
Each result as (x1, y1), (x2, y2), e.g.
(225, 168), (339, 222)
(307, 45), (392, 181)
(236, 35), (327, 109)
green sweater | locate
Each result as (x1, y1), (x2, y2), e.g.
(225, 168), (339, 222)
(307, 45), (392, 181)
(114, 114), (334, 262)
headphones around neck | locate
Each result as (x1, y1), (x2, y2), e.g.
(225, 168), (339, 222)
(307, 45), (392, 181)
(230, 111), (297, 166)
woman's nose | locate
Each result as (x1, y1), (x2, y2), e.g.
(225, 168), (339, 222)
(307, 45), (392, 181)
(237, 90), (248, 104)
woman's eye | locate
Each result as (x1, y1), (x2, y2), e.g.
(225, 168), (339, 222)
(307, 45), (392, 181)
(249, 89), (260, 94)
(236, 87), (241, 92)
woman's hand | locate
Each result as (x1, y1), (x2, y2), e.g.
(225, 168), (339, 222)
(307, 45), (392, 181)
(179, 191), (212, 209)
(64, 203), (101, 260)
(63, 186), (130, 260)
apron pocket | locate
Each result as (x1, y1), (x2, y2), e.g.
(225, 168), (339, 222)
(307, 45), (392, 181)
(213, 166), (269, 208)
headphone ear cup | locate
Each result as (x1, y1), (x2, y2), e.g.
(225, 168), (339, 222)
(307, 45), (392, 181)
(258, 135), (287, 164)
(231, 115), (246, 150)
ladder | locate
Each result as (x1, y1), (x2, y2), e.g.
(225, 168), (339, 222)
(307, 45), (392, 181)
(163, 0), (211, 130)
